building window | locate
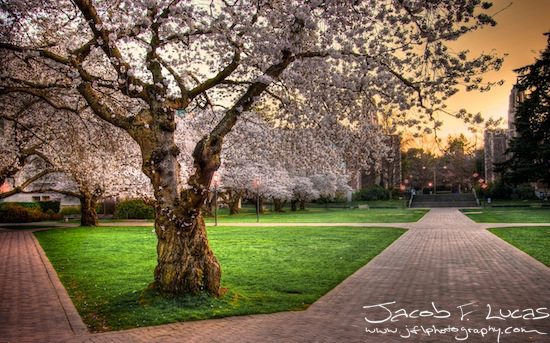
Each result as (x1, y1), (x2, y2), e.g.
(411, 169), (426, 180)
(41, 196), (50, 201)
(32, 196), (40, 202)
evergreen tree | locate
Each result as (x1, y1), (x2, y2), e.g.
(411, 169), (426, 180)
(498, 32), (550, 186)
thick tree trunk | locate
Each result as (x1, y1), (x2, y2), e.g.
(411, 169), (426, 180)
(80, 194), (98, 226)
(134, 123), (222, 296)
(290, 200), (298, 211)
(299, 200), (306, 210)
(153, 208), (221, 296)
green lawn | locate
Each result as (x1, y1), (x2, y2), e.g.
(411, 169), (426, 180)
(204, 207), (426, 224)
(489, 227), (550, 266)
(312, 199), (408, 208)
(478, 199), (549, 207)
(461, 207), (550, 223)
(35, 225), (405, 332)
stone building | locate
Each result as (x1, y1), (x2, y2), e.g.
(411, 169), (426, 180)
(483, 129), (512, 183)
(483, 85), (523, 182)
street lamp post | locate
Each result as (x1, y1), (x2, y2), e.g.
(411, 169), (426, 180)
(253, 177), (261, 223)
(423, 165), (447, 194)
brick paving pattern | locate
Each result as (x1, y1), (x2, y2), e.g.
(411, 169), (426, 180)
(1, 208), (550, 342)
(0, 231), (86, 343)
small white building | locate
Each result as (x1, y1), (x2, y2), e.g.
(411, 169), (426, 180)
(0, 181), (80, 208)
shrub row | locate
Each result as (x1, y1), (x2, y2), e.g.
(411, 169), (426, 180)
(1, 198), (155, 222)
(7, 201), (61, 213)
(353, 185), (390, 201)
(0, 203), (62, 223)
(114, 199), (155, 219)
(46, 199), (155, 219)
(60, 206), (82, 216)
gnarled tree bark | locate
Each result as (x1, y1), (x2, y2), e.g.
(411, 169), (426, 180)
(134, 122), (222, 296)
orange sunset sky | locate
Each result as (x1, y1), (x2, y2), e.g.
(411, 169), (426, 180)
(435, 0), (550, 144)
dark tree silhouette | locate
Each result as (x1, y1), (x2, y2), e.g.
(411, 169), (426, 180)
(498, 33), (550, 186)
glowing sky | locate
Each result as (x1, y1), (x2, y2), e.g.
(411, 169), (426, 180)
(437, 0), (550, 140)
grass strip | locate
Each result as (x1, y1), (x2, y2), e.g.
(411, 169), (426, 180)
(461, 207), (550, 223)
(488, 226), (550, 266)
(204, 207), (427, 224)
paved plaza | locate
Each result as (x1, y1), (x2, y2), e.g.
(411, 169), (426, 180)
(1, 208), (549, 342)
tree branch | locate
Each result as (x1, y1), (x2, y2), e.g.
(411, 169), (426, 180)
(4, 76), (71, 90)
(77, 82), (130, 129)
(0, 87), (77, 112)
(156, 54), (189, 105)
(0, 42), (70, 65)
(188, 49), (241, 99)
(71, 0), (149, 101)
(211, 50), (294, 139)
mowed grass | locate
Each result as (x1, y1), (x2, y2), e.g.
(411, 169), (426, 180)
(461, 207), (550, 223)
(204, 207), (427, 224)
(35, 225), (405, 332)
(489, 227), (550, 266)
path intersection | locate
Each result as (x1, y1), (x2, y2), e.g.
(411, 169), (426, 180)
(1, 208), (549, 342)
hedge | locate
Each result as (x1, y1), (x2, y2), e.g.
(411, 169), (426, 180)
(114, 199), (155, 219)
(37, 201), (61, 214)
(353, 185), (390, 201)
(0, 203), (62, 223)
(60, 206), (81, 216)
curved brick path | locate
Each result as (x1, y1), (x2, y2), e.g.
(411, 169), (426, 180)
(1, 208), (550, 343)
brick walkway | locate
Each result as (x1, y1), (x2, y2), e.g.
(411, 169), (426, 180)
(1, 209), (549, 343)
(0, 231), (86, 343)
